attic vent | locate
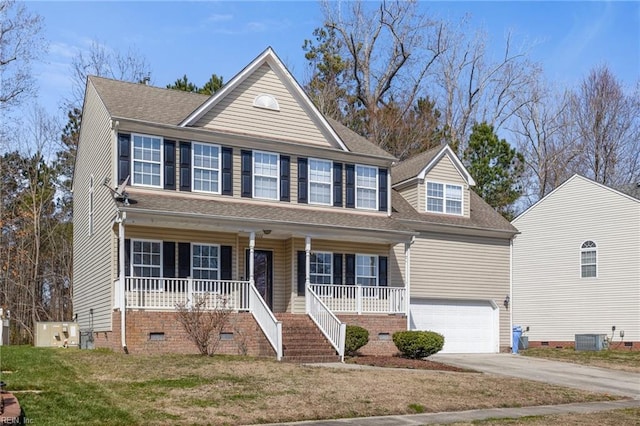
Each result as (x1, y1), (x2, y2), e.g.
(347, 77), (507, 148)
(253, 94), (279, 111)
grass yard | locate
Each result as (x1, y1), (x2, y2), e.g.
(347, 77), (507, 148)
(447, 408), (640, 425)
(0, 346), (624, 425)
(521, 348), (640, 373)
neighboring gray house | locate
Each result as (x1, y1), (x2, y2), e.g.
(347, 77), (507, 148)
(72, 47), (516, 359)
(512, 174), (640, 349)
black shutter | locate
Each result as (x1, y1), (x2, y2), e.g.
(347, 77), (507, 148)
(220, 245), (232, 280)
(345, 164), (355, 208)
(163, 242), (176, 277)
(333, 162), (343, 207)
(333, 253), (343, 285)
(164, 140), (176, 190)
(221, 147), (233, 196)
(378, 256), (388, 287)
(280, 155), (290, 202)
(297, 157), (308, 204)
(241, 150), (252, 198)
(345, 254), (355, 285)
(179, 142), (191, 191)
(117, 133), (131, 185)
(378, 168), (388, 212)
(297, 251), (306, 295)
(124, 238), (131, 277)
(178, 242), (191, 278)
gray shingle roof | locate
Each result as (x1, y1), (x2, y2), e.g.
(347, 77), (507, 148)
(391, 145), (442, 185)
(123, 190), (414, 235)
(392, 190), (518, 234)
(325, 118), (396, 160)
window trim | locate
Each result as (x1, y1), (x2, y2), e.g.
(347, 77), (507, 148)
(252, 150), (280, 200)
(425, 180), (464, 216)
(355, 164), (378, 210)
(130, 239), (163, 291)
(308, 158), (333, 206)
(580, 240), (598, 279)
(191, 141), (222, 194)
(131, 133), (164, 188)
(356, 253), (379, 287)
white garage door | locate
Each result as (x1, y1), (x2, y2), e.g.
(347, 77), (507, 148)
(410, 299), (499, 353)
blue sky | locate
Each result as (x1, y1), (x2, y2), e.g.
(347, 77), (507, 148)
(27, 1), (640, 117)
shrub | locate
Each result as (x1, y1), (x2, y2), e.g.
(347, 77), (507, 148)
(345, 325), (369, 356)
(393, 330), (444, 359)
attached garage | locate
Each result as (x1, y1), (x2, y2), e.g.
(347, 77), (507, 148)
(409, 298), (499, 353)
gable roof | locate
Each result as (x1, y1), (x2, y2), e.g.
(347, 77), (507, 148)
(392, 144), (475, 186)
(392, 189), (518, 235)
(178, 47), (350, 153)
(513, 174), (640, 224)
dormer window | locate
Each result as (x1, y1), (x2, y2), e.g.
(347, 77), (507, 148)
(426, 181), (463, 215)
(253, 94), (279, 111)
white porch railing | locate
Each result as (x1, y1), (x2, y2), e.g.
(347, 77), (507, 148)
(124, 277), (250, 311)
(248, 283), (283, 361)
(310, 284), (406, 315)
(307, 286), (346, 361)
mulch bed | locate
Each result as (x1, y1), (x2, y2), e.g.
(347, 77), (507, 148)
(346, 355), (473, 372)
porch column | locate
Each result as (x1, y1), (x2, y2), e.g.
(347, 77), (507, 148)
(305, 235), (311, 313)
(249, 231), (255, 284)
(118, 211), (127, 352)
(405, 236), (414, 329)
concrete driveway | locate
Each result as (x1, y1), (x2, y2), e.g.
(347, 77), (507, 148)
(430, 353), (640, 399)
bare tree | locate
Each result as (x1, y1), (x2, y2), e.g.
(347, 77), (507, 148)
(570, 65), (640, 186)
(0, 0), (45, 109)
(433, 17), (541, 153)
(175, 295), (232, 356)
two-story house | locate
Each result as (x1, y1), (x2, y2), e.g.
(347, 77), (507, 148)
(73, 47), (517, 360)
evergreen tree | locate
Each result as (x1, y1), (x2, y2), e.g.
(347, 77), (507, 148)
(463, 122), (524, 220)
(167, 74), (224, 95)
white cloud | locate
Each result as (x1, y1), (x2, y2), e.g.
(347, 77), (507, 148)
(206, 13), (233, 23)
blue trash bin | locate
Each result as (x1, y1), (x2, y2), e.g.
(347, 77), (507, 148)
(512, 326), (522, 354)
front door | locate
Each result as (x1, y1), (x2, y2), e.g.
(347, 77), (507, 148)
(246, 250), (273, 309)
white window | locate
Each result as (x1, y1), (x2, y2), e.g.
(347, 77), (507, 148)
(89, 175), (94, 236)
(253, 151), (279, 200)
(581, 240), (597, 278)
(193, 142), (221, 193)
(131, 240), (162, 277)
(132, 134), (162, 187)
(309, 159), (332, 205)
(310, 252), (333, 285)
(192, 244), (219, 291)
(356, 165), (378, 210)
(426, 181), (463, 215)
(356, 254), (378, 286)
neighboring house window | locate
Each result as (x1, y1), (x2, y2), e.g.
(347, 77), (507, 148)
(253, 151), (279, 200)
(355, 165), (378, 210)
(309, 159), (332, 205)
(131, 240), (162, 277)
(581, 240), (597, 278)
(132, 134), (162, 187)
(192, 142), (221, 193)
(426, 181), (463, 215)
(89, 175), (94, 235)
(310, 252), (333, 284)
(356, 254), (378, 286)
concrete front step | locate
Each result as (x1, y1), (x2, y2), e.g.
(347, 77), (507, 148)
(281, 355), (341, 363)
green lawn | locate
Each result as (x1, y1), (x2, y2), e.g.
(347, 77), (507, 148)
(0, 346), (623, 425)
(521, 348), (640, 373)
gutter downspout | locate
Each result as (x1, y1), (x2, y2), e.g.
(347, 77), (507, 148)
(405, 235), (415, 329)
(118, 211), (128, 353)
(509, 237), (514, 351)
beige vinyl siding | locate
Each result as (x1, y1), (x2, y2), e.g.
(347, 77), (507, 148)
(195, 64), (330, 147)
(394, 232), (511, 346)
(423, 156), (470, 217)
(397, 184), (419, 210)
(73, 82), (117, 332)
(512, 177), (640, 343)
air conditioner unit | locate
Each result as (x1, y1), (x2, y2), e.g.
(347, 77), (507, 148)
(575, 334), (606, 351)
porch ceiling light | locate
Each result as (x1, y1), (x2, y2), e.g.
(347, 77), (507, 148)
(263, 229), (272, 235)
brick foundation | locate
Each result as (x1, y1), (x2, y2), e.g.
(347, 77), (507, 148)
(94, 310), (275, 357)
(338, 314), (407, 356)
(528, 340), (640, 351)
